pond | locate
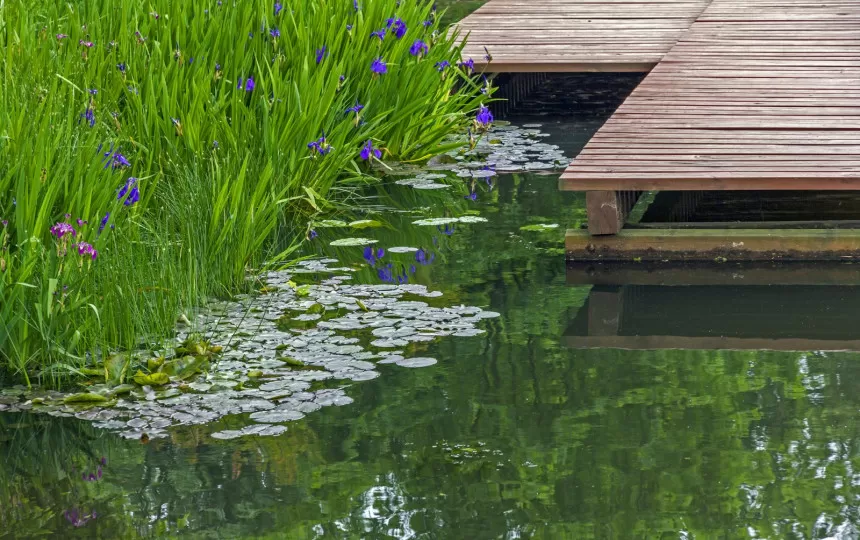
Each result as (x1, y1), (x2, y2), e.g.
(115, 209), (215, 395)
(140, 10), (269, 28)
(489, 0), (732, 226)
(4, 38), (860, 540)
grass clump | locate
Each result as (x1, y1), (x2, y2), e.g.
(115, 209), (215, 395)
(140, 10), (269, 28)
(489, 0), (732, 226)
(0, 0), (491, 385)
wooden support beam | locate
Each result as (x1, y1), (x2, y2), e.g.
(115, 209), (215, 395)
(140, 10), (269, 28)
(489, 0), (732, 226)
(586, 190), (642, 235)
(566, 228), (860, 261)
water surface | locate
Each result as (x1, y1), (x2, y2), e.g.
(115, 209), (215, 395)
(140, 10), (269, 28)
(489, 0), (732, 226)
(4, 74), (860, 540)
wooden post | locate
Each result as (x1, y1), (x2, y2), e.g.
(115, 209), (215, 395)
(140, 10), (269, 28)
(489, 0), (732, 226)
(586, 191), (624, 235)
(587, 191), (642, 235)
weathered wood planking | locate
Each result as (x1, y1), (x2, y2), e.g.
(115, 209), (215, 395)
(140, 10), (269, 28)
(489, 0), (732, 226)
(561, 0), (860, 191)
(456, 0), (712, 72)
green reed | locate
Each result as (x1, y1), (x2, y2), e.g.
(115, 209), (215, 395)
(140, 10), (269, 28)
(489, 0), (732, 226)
(0, 0), (490, 384)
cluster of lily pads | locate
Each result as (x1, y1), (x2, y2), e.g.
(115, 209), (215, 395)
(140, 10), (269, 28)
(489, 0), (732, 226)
(0, 259), (497, 440)
(434, 123), (569, 175)
(386, 122), (569, 192)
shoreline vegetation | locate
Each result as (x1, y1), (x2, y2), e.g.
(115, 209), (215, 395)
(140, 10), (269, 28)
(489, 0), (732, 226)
(0, 0), (492, 386)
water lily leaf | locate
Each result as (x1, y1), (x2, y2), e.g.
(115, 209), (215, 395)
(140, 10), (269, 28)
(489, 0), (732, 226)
(283, 357), (305, 367)
(314, 219), (348, 228)
(387, 246), (418, 253)
(64, 393), (109, 404)
(349, 220), (382, 229)
(412, 217), (458, 226)
(248, 370), (263, 378)
(456, 216), (488, 224)
(147, 357), (165, 371)
(105, 353), (130, 385)
(160, 356), (209, 381)
(356, 300), (369, 312)
(306, 302), (324, 314)
(79, 368), (103, 377)
(519, 223), (559, 232)
(329, 237), (377, 247)
(295, 285), (312, 297)
(108, 384), (135, 396)
(133, 371), (170, 386)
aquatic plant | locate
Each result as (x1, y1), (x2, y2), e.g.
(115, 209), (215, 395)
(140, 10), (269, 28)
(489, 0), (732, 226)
(0, 0), (491, 384)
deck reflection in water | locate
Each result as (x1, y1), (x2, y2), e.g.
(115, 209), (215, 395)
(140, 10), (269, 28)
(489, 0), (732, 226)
(566, 263), (860, 352)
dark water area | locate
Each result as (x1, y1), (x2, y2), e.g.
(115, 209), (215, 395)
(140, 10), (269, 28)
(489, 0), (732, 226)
(4, 63), (860, 540)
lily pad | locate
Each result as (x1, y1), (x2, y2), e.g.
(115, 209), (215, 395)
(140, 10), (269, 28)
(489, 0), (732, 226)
(349, 220), (382, 229)
(519, 223), (559, 232)
(314, 219), (348, 228)
(64, 393), (109, 404)
(412, 217), (459, 226)
(387, 246), (419, 253)
(394, 357), (438, 368)
(329, 237), (378, 247)
(133, 371), (170, 386)
(249, 410), (305, 423)
(457, 216), (488, 224)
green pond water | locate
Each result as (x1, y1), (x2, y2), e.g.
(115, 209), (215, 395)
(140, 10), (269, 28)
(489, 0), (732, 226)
(4, 69), (860, 540)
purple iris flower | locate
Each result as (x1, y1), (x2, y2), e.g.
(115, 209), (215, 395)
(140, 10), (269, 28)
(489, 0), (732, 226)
(270, 28), (280, 38)
(360, 140), (382, 161)
(99, 212), (110, 232)
(237, 77), (254, 92)
(57, 33), (68, 40)
(363, 246), (375, 264)
(353, 0), (359, 10)
(434, 60), (450, 71)
(309, 229), (318, 239)
(103, 147), (131, 169)
(274, 2), (282, 14)
(476, 105), (493, 128)
(346, 100), (364, 114)
(459, 57), (475, 74)
(316, 45), (327, 64)
(77, 242), (98, 260)
(465, 191), (477, 201)
(378, 264), (394, 283)
(117, 177), (139, 206)
(409, 40), (429, 57)
(50, 222), (76, 239)
(79, 40), (94, 48)
(423, 19), (433, 27)
(416, 249), (428, 265)
(81, 108), (95, 127)
(386, 18), (407, 39)
(116, 62), (127, 73)
(370, 29), (386, 41)
(370, 57), (387, 75)
(307, 132), (332, 155)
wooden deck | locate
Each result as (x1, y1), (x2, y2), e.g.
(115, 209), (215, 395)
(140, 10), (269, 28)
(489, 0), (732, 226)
(561, 0), (860, 192)
(456, 0), (712, 72)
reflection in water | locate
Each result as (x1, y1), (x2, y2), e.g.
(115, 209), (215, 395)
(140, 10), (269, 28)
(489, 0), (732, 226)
(4, 72), (860, 538)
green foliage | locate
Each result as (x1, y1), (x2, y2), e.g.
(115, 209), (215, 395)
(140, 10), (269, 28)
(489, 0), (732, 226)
(0, 0), (487, 383)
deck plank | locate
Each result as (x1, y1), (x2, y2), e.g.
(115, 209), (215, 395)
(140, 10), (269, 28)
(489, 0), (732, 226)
(456, 1), (712, 72)
(561, 0), (860, 191)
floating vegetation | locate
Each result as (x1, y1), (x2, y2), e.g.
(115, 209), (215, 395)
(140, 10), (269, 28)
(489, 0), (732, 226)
(0, 260), (497, 440)
(348, 220), (383, 229)
(394, 172), (455, 190)
(388, 247), (420, 253)
(519, 223), (560, 232)
(428, 124), (569, 175)
(329, 238), (379, 247)
(412, 216), (489, 226)
(314, 220), (349, 228)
